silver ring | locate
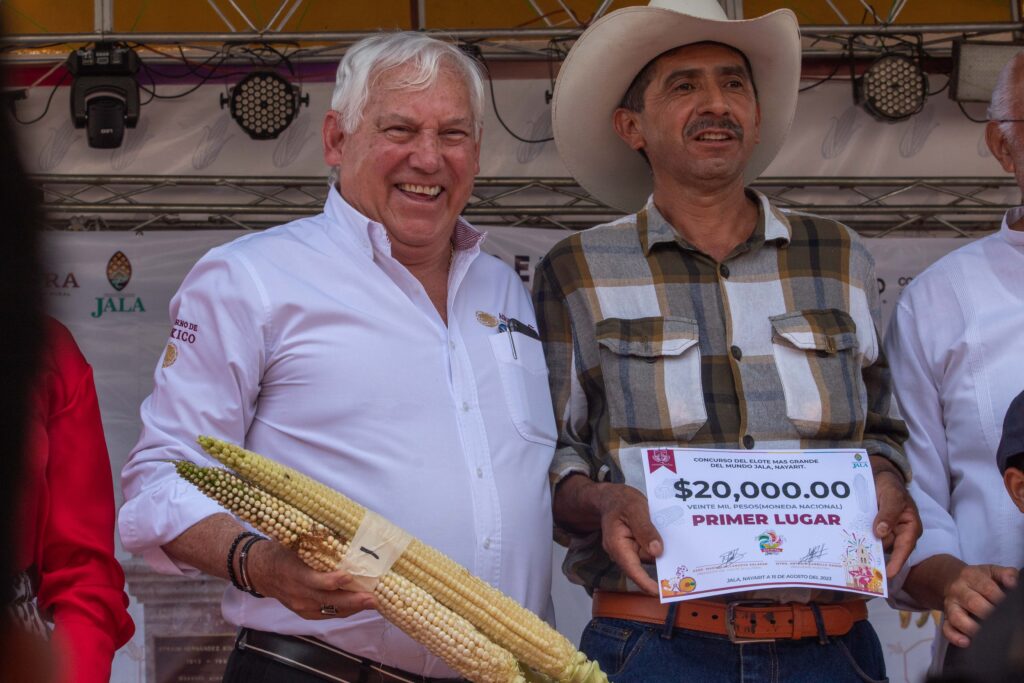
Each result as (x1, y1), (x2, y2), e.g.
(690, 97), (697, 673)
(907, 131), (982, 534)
(320, 604), (337, 617)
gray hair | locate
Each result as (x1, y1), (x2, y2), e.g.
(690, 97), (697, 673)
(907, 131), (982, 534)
(326, 32), (484, 188)
(331, 32), (484, 135)
(988, 50), (1024, 135)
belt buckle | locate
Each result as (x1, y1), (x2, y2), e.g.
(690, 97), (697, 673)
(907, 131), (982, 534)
(725, 600), (777, 644)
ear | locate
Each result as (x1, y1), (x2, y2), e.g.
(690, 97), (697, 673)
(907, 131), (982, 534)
(753, 101), (762, 145)
(322, 111), (346, 168)
(613, 107), (646, 152)
(986, 121), (1016, 174)
(1004, 468), (1024, 515)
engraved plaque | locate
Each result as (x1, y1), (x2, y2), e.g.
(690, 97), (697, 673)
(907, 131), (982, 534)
(153, 634), (234, 683)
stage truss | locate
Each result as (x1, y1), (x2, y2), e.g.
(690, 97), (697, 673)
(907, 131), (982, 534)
(35, 174), (1019, 236)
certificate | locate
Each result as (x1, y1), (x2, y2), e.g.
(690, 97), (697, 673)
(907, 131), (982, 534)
(635, 447), (887, 602)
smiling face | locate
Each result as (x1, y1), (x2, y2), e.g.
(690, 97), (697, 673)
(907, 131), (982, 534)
(323, 63), (480, 255)
(613, 42), (761, 193)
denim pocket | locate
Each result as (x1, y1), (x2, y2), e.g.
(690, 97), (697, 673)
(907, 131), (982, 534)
(579, 618), (655, 677)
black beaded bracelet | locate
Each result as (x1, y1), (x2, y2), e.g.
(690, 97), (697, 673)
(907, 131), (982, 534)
(226, 531), (258, 593)
(238, 534), (267, 598)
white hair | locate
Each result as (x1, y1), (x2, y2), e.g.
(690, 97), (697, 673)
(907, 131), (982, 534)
(331, 31), (484, 137)
(988, 50), (1024, 138)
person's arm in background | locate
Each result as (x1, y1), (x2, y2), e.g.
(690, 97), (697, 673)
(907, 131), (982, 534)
(33, 320), (133, 683)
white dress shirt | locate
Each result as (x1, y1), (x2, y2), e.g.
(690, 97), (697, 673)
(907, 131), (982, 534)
(119, 187), (556, 678)
(885, 208), (1024, 664)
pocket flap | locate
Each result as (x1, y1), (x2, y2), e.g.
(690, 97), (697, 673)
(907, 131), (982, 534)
(595, 316), (699, 357)
(770, 309), (858, 353)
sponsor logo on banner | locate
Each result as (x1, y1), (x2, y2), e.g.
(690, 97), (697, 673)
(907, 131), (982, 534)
(647, 448), (677, 474)
(757, 530), (784, 554)
(43, 271), (80, 297)
(91, 250), (146, 318)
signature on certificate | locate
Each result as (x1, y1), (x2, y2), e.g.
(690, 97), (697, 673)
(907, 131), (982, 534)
(797, 544), (828, 564)
(718, 548), (744, 567)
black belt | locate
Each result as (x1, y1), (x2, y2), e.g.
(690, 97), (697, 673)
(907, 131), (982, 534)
(236, 628), (467, 683)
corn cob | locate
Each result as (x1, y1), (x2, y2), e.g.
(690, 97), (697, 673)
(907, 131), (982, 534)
(175, 460), (526, 683)
(197, 436), (606, 683)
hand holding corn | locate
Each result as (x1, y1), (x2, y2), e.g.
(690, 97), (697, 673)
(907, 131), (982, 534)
(176, 436), (608, 683)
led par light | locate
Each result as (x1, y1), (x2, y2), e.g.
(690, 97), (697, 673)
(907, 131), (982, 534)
(221, 71), (308, 140)
(857, 55), (928, 122)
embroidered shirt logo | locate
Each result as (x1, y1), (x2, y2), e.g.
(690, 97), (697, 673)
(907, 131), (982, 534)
(162, 343), (178, 368)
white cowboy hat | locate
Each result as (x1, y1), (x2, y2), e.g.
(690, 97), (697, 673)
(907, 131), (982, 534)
(552, 0), (800, 213)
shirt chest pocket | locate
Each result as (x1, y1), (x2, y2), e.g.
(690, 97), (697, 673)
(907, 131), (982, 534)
(596, 316), (707, 444)
(769, 309), (865, 440)
(489, 333), (558, 447)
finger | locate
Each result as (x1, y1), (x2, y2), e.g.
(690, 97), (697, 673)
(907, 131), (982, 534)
(872, 475), (904, 540)
(306, 568), (357, 592)
(885, 515), (920, 576)
(943, 603), (981, 646)
(311, 589), (377, 619)
(941, 617), (972, 650)
(603, 532), (659, 596)
(624, 507), (664, 559)
(993, 566), (1019, 591)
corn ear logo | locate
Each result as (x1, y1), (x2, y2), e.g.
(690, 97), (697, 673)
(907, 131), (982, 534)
(162, 343), (178, 368)
(106, 251), (132, 291)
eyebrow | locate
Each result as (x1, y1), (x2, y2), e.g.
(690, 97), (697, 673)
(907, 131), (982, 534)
(376, 114), (474, 129)
(662, 64), (751, 86)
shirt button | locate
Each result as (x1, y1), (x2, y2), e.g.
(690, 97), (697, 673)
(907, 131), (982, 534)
(719, 264), (730, 278)
(743, 435), (755, 449)
(730, 345), (742, 361)
(483, 538), (491, 549)
(462, 401), (470, 412)
(476, 467), (483, 478)
(450, 341), (456, 350)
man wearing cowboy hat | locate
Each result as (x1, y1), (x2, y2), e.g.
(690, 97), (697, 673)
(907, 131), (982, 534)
(533, 1), (920, 680)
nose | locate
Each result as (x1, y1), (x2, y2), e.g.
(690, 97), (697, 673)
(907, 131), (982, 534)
(409, 131), (442, 173)
(697, 82), (731, 117)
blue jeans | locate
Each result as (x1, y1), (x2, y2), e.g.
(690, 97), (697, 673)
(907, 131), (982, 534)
(580, 617), (888, 683)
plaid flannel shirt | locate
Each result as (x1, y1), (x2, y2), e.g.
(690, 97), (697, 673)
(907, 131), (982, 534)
(532, 191), (908, 596)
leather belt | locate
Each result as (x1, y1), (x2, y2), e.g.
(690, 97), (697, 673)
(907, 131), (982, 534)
(592, 591), (868, 643)
(236, 628), (466, 683)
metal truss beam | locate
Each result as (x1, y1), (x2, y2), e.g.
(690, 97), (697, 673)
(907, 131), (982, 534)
(33, 174), (1019, 236)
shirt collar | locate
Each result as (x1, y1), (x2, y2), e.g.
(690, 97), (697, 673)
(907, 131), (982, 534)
(639, 189), (791, 256)
(323, 184), (486, 258)
(1000, 205), (1024, 247)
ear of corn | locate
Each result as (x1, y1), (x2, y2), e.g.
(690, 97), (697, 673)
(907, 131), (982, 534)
(175, 460), (526, 683)
(196, 436), (607, 683)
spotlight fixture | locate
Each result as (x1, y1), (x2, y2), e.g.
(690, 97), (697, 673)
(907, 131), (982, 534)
(221, 71), (308, 140)
(950, 40), (1024, 103)
(856, 54), (928, 122)
(67, 43), (140, 148)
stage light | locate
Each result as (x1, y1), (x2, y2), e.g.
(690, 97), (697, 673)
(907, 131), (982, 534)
(67, 43), (140, 149)
(951, 40), (1024, 103)
(857, 55), (928, 122)
(221, 71), (308, 140)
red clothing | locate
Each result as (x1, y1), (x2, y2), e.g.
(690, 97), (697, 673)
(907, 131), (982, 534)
(18, 318), (134, 683)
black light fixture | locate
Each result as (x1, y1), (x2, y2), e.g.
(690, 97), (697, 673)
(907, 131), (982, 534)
(856, 54), (928, 122)
(67, 43), (140, 148)
(221, 71), (308, 140)
(950, 40), (1024, 103)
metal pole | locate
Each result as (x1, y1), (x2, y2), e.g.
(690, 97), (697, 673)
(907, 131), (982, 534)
(94, 0), (114, 32)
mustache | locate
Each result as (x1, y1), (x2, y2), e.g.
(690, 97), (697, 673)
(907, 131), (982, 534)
(685, 117), (744, 140)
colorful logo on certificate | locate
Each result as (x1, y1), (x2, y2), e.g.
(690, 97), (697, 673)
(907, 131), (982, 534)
(647, 448), (677, 474)
(757, 530), (784, 554)
(660, 568), (697, 598)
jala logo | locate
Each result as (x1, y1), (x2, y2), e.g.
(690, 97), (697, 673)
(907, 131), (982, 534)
(92, 251), (146, 318)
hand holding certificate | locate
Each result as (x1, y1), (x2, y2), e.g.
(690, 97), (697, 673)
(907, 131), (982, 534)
(637, 448), (889, 602)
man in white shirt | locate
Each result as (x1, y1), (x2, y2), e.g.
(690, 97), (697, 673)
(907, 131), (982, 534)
(885, 52), (1024, 673)
(119, 32), (557, 683)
